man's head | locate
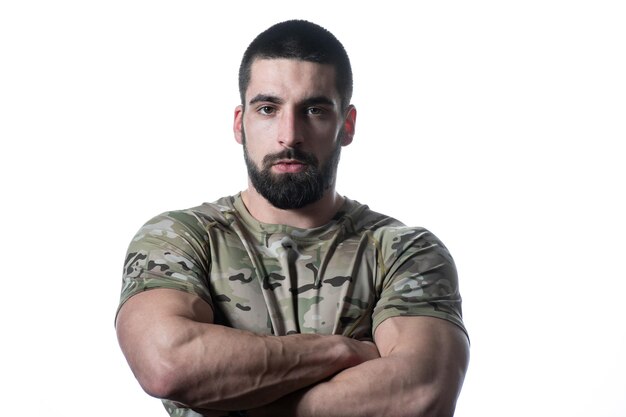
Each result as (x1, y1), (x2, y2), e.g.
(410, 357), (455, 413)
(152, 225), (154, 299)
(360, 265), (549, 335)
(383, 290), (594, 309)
(234, 22), (356, 210)
(238, 20), (353, 112)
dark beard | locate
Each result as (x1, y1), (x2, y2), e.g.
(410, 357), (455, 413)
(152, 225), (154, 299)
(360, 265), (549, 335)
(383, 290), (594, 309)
(243, 134), (342, 210)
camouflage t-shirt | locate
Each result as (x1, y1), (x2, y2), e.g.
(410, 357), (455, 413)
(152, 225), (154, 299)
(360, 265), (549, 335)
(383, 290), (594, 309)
(118, 194), (466, 416)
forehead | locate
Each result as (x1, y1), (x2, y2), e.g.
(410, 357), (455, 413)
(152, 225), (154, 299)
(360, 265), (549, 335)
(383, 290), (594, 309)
(246, 58), (339, 103)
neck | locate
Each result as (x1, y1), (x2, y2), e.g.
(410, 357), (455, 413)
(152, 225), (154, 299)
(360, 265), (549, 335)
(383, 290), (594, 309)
(241, 184), (345, 229)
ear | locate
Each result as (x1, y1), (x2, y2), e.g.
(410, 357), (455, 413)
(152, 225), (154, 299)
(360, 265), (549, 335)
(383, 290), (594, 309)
(233, 105), (244, 144)
(341, 105), (357, 146)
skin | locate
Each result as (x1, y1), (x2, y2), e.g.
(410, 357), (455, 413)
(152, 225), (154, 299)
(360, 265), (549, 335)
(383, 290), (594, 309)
(256, 317), (469, 417)
(116, 289), (380, 412)
(233, 59), (356, 229)
(116, 58), (469, 416)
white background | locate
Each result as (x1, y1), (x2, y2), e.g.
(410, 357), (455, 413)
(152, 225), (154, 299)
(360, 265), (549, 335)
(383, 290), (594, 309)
(1, 1), (625, 416)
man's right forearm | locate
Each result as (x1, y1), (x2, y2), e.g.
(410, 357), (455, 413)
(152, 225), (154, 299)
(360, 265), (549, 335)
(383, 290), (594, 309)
(116, 289), (379, 412)
(155, 320), (377, 410)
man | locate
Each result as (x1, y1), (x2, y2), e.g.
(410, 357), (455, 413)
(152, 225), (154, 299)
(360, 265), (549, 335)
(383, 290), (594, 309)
(116, 20), (469, 417)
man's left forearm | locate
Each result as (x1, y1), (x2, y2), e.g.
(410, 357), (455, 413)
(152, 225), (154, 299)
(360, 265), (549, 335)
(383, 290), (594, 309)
(199, 317), (469, 417)
(250, 355), (452, 417)
(252, 316), (469, 417)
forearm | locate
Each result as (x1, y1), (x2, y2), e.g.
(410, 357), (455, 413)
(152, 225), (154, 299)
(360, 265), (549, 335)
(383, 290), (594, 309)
(155, 318), (370, 410)
(251, 318), (469, 417)
(186, 358), (398, 417)
(117, 290), (379, 412)
(119, 290), (358, 410)
(308, 356), (463, 417)
(250, 355), (430, 417)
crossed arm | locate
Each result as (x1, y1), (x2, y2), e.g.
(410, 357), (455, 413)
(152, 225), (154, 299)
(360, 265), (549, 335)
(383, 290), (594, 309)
(116, 288), (469, 417)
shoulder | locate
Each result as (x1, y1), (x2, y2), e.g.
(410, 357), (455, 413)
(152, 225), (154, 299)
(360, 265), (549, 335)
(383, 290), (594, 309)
(342, 198), (446, 252)
(340, 197), (405, 233)
(131, 196), (237, 241)
(342, 200), (455, 278)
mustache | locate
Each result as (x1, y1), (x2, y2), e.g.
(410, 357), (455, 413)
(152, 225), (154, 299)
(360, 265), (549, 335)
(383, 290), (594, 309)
(262, 148), (319, 168)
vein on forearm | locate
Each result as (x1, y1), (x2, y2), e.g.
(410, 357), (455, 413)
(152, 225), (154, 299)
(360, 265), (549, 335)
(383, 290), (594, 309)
(161, 317), (353, 411)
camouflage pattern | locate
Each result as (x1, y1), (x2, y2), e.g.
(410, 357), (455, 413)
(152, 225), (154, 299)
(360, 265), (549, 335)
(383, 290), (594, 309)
(118, 194), (466, 416)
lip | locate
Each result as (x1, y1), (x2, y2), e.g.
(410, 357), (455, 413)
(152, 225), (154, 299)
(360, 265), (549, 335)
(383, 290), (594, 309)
(272, 159), (307, 173)
(274, 158), (305, 165)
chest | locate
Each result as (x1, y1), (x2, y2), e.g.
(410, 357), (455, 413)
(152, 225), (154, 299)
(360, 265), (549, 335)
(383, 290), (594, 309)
(206, 229), (379, 338)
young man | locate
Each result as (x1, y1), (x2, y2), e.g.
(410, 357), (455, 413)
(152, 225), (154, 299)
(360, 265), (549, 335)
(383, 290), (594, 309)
(116, 20), (469, 417)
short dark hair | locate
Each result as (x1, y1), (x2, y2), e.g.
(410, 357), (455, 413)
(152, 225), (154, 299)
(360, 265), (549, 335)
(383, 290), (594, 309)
(238, 20), (353, 111)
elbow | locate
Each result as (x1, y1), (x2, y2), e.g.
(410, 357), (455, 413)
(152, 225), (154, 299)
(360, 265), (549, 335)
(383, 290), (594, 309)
(134, 353), (216, 408)
(120, 336), (195, 401)
(419, 397), (457, 417)
(393, 387), (458, 417)
(134, 355), (183, 400)
(124, 342), (195, 403)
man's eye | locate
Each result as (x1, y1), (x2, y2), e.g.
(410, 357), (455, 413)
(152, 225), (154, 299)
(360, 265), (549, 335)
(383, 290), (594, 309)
(306, 107), (324, 115)
(258, 106), (275, 115)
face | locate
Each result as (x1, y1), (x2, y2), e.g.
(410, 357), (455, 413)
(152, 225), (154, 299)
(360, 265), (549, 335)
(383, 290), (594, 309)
(234, 58), (356, 209)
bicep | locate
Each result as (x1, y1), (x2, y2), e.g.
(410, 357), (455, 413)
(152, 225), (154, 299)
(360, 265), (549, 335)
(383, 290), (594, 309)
(118, 288), (213, 323)
(375, 315), (468, 357)
(116, 289), (214, 346)
(374, 316), (469, 408)
(116, 289), (214, 394)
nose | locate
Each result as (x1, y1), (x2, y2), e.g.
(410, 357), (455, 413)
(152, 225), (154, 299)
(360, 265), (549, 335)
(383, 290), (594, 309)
(277, 109), (303, 148)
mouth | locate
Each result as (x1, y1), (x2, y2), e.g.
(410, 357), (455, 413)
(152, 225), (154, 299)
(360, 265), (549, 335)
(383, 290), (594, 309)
(272, 159), (308, 173)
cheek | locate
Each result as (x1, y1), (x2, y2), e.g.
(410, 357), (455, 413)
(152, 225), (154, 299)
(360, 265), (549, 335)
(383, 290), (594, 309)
(314, 124), (343, 150)
(244, 113), (276, 134)
(244, 140), (263, 161)
(243, 119), (278, 150)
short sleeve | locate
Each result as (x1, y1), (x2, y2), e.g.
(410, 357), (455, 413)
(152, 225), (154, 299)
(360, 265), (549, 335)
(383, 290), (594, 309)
(372, 228), (467, 339)
(116, 210), (213, 319)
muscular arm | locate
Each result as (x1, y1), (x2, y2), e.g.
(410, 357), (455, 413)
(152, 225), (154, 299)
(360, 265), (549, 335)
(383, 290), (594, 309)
(254, 316), (469, 417)
(115, 288), (379, 411)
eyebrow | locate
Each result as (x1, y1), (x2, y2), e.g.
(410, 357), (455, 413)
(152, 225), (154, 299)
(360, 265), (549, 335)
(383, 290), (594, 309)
(301, 96), (335, 108)
(248, 94), (336, 108)
(249, 94), (284, 106)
